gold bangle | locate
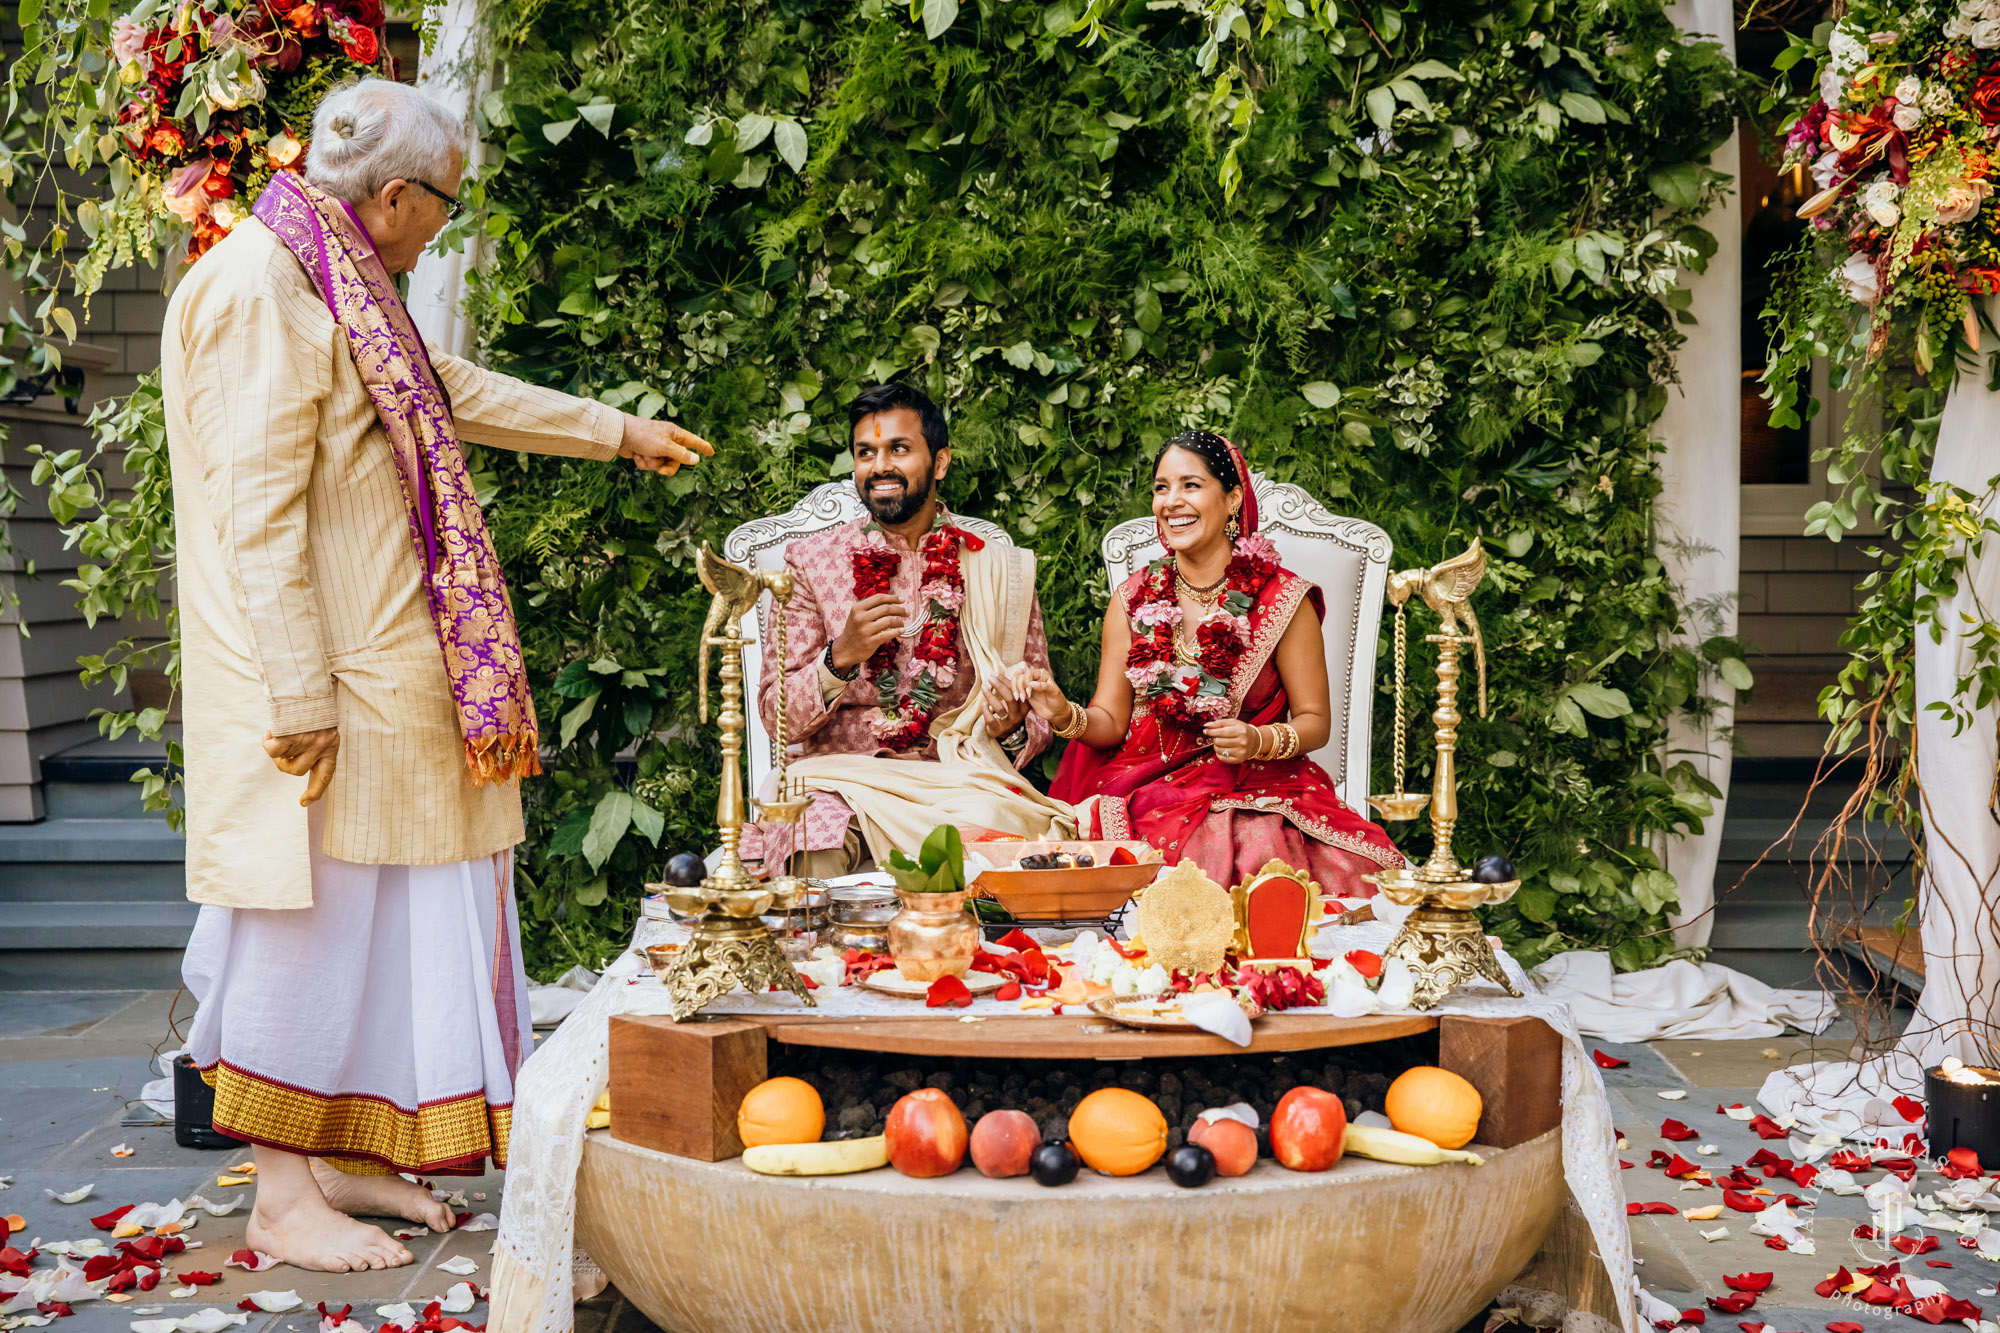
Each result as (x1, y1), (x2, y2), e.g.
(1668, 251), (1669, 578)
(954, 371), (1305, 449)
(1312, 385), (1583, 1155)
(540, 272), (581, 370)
(1280, 723), (1300, 760)
(1253, 726), (1273, 761)
(1054, 700), (1089, 740)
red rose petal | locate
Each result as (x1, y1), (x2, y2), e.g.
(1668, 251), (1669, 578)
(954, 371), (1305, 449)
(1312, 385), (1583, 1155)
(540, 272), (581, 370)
(1853, 1224), (1879, 1240)
(178, 1271), (220, 1285)
(1592, 1049), (1629, 1069)
(1747, 1114), (1790, 1140)
(1892, 1094), (1926, 1123)
(1722, 1189), (1766, 1213)
(1925, 1259), (1953, 1268)
(994, 980), (1022, 1001)
(91, 1205), (137, 1232)
(1944, 1145), (1985, 1179)
(1706, 1292), (1757, 1314)
(1343, 950), (1382, 980)
(1724, 1272), (1774, 1293)
(1626, 1201), (1678, 1215)
(1680, 1312), (1705, 1326)
(924, 975), (973, 1008)
(1814, 1266), (1855, 1298)
(1890, 1233), (1939, 1256)
(1661, 1118), (1698, 1141)
(1827, 1324), (1866, 1333)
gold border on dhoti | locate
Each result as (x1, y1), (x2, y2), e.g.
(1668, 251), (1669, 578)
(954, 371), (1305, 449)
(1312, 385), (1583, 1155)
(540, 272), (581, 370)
(200, 1060), (511, 1174)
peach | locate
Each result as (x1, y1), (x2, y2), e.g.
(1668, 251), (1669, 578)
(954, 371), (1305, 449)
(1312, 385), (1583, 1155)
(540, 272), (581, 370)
(885, 1088), (968, 1178)
(968, 1109), (1040, 1178)
(1188, 1116), (1258, 1177)
(1270, 1087), (1347, 1172)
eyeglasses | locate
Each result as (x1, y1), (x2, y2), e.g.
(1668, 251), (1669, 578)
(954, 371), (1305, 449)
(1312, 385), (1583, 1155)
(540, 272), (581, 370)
(412, 179), (464, 220)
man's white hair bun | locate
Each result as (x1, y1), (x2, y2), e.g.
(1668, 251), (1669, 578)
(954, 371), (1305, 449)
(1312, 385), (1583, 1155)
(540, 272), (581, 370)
(304, 78), (462, 205)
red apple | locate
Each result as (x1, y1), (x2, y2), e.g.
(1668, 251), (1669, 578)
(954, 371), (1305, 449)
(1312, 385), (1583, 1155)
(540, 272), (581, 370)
(1188, 1116), (1258, 1177)
(1270, 1087), (1347, 1172)
(968, 1109), (1039, 1178)
(885, 1088), (968, 1177)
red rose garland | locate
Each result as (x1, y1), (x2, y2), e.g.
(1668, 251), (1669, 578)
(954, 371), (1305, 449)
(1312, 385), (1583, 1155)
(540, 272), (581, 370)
(1122, 534), (1280, 731)
(850, 522), (985, 751)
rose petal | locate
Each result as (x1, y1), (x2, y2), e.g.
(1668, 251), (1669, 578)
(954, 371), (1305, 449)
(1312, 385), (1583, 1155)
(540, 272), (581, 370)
(923, 975), (973, 1009)
(435, 1256), (478, 1276)
(1591, 1049), (1629, 1069)
(45, 1186), (94, 1205)
(1893, 1094), (1926, 1123)
(1659, 1089), (1688, 1100)
(1684, 1205), (1725, 1221)
(237, 1292), (302, 1313)
(1661, 1119), (1698, 1142)
(224, 1250), (279, 1272)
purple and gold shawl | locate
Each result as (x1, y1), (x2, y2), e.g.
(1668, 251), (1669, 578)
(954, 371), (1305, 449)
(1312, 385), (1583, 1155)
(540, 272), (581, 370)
(253, 172), (539, 784)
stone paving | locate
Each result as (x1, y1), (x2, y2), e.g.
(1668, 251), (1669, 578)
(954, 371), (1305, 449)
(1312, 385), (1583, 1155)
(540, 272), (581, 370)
(2, 963), (1965, 1333)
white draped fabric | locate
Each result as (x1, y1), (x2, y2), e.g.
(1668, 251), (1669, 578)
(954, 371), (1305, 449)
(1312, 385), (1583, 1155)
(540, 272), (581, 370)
(488, 900), (1643, 1333)
(1533, 951), (1833, 1044)
(1761, 322), (2000, 1137)
(1656, 0), (1742, 951)
(406, 0), (490, 359)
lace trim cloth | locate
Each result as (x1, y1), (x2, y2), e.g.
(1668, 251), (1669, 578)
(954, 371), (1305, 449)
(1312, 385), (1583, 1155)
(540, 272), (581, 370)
(488, 901), (1639, 1333)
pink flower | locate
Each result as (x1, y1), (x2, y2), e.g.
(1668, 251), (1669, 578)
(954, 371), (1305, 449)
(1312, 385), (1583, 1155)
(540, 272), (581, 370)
(164, 157), (214, 223)
(1936, 178), (1993, 225)
(921, 580), (964, 611)
(110, 15), (151, 67)
(1234, 533), (1279, 564)
(1124, 662), (1170, 691)
(1131, 601), (1181, 628)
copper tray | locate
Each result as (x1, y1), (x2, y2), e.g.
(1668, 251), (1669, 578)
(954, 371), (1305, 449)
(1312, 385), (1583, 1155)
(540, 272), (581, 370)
(971, 841), (1162, 920)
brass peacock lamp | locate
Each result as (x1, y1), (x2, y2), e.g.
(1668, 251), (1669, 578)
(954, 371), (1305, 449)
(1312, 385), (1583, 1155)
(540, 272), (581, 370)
(1365, 539), (1522, 1009)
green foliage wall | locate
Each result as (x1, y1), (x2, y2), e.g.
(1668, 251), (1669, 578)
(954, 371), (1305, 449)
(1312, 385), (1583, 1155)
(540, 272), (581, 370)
(462, 0), (1747, 976)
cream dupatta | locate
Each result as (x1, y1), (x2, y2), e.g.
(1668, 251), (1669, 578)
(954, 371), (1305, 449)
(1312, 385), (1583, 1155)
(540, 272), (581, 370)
(781, 538), (1077, 860)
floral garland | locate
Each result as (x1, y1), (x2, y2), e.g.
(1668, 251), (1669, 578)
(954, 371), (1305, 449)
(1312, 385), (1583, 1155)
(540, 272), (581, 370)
(850, 521), (983, 751)
(1122, 533), (1280, 729)
(103, 0), (388, 265)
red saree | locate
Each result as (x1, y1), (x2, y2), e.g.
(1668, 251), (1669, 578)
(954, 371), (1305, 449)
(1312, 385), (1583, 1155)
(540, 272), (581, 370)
(1051, 567), (1404, 895)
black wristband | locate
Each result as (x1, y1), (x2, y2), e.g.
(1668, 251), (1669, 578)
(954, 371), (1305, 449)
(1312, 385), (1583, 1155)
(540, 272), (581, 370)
(823, 642), (861, 682)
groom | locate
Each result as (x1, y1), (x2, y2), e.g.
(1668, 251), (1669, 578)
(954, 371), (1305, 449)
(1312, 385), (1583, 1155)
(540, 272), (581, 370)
(744, 382), (1072, 874)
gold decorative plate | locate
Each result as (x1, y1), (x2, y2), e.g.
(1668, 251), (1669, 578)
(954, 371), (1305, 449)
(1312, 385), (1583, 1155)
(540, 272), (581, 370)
(861, 969), (1012, 999)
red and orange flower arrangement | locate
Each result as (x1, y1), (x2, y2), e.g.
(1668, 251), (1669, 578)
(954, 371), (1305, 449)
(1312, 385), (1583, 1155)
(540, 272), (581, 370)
(103, 0), (388, 263)
(850, 521), (983, 752)
(1122, 533), (1280, 730)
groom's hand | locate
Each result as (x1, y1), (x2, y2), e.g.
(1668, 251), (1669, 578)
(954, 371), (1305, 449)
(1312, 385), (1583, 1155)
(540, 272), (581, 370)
(263, 727), (340, 806)
(980, 677), (1027, 735)
(830, 593), (906, 670)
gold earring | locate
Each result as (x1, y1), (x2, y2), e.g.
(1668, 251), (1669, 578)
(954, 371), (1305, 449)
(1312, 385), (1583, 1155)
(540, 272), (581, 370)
(1226, 514), (1240, 542)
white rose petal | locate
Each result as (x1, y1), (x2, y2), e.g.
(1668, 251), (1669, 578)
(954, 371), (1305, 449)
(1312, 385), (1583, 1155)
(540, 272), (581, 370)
(1699, 1225), (1730, 1242)
(435, 1256), (479, 1276)
(374, 1305), (417, 1323)
(439, 1283), (478, 1315)
(238, 1292), (302, 1314)
(1657, 1090), (1687, 1101)
(458, 1213), (499, 1232)
(44, 1185), (94, 1204)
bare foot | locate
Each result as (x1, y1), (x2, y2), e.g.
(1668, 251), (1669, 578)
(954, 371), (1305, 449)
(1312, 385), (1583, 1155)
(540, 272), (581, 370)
(247, 1196), (412, 1273)
(310, 1160), (455, 1230)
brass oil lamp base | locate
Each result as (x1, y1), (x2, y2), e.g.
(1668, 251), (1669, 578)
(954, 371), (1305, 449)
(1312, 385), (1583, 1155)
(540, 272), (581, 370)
(1368, 868), (1523, 1010)
(658, 901), (815, 1021)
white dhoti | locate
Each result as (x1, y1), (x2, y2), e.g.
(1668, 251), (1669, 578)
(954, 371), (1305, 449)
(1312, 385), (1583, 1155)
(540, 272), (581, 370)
(183, 808), (530, 1174)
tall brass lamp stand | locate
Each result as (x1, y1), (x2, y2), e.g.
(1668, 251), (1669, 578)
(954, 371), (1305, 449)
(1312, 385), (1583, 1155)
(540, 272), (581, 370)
(1365, 540), (1523, 1010)
(653, 545), (816, 1021)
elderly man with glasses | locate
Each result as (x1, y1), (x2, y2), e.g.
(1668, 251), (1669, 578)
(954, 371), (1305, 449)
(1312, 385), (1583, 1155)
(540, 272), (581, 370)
(161, 78), (709, 1273)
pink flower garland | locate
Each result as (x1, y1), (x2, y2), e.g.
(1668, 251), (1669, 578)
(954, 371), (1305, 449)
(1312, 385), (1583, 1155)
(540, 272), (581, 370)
(849, 523), (985, 751)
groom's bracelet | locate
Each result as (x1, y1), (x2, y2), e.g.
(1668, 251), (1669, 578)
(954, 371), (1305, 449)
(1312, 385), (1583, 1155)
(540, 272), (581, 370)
(999, 722), (1029, 757)
(822, 643), (861, 682)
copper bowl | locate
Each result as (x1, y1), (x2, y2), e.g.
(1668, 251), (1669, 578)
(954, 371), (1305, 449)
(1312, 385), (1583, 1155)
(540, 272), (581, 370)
(971, 841), (1162, 921)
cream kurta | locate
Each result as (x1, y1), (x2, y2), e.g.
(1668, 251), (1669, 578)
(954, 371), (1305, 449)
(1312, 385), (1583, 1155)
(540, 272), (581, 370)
(163, 217), (622, 910)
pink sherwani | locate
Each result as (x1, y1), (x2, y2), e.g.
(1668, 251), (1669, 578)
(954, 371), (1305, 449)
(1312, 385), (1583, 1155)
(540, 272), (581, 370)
(743, 512), (1053, 865)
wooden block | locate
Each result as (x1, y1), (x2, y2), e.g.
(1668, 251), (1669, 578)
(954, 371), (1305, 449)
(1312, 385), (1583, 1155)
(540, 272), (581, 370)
(608, 1014), (768, 1161)
(1437, 1014), (1563, 1149)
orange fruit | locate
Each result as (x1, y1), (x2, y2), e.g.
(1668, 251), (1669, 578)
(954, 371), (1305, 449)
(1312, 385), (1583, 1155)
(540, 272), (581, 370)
(736, 1076), (825, 1148)
(1383, 1066), (1483, 1150)
(1067, 1088), (1169, 1176)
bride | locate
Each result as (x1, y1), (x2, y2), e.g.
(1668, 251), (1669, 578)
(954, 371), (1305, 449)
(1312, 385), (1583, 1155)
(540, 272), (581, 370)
(1022, 430), (1405, 894)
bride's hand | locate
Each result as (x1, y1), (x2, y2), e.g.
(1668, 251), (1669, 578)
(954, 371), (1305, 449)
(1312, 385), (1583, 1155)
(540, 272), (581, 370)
(1021, 666), (1070, 722)
(1204, 718), (1258, 764)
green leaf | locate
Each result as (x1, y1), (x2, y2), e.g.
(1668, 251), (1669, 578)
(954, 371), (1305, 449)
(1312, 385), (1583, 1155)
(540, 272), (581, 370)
(16, 0), (41, 30)
(1629, 868), (1678, 914)
(772, 119), (808, 172)
(1364, 85), (1397, 131)
(1558, 92), (1605, 124)
(1717, 657), (1754, 691)
(1300, 381), (1341, 409)
(1646, 162), (1703, 210)
(1566, 682), (1633, 719)
(630, 799), (665, 846)
(542, 118), (579, 144)
(922, 0), (958, 39)
(1401, 59), (1464, 81)
(582, 790), (634, 869)
(558, 691), (599, 747)
(1515, 885), (1557, 923)
(735, 113), (774, 152)
(578, 101), (616, 135)
(1133, 286), (1162, 334)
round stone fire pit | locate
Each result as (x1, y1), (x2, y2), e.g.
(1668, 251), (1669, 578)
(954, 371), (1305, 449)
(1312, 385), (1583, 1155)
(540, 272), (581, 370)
(574, 1123), (1563, 1333)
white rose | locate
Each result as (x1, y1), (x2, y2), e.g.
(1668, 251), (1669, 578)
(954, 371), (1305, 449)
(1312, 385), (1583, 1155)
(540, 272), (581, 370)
(1894, 103), (1925, 131)
(1895, 75), (1921, 103)
(209, 197), (242, 230)
(1821, 67), (1847, 106)
(1828, 27), (1866, 72)
(1866, 199), (1902, 227)
(201, 62), (264, 111)
(1936, 177), (1993, 224)
(1839, 252), (1881, 302)
(1973, 17), (2000, 46)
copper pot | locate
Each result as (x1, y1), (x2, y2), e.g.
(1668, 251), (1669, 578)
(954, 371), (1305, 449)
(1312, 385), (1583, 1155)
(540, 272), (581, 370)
(888, 888), (980, 982)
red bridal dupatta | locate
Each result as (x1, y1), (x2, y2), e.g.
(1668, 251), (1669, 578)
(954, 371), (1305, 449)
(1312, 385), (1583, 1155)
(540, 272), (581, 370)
(253, 173), (539, 783)
(1050, 457), (1402, 894)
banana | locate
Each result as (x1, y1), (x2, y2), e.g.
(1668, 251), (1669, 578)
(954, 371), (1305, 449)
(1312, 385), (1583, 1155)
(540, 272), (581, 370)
(741, 1135), (890, 1176)
(1342, 1123), (1484, 1167)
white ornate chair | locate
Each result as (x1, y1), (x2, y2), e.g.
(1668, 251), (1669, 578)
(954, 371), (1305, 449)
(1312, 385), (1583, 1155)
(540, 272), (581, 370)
(1100, 475), (1392, 808)
(722, 482), (1012, 800)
